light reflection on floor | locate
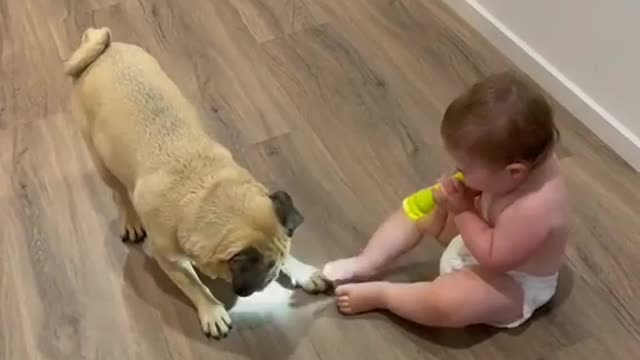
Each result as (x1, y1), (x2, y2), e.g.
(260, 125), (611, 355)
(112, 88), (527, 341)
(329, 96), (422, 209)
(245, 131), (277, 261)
(231, 281), (295, 313)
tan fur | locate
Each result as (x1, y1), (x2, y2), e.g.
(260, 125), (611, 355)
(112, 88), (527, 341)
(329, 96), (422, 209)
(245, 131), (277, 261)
(64, 27), (329, 338)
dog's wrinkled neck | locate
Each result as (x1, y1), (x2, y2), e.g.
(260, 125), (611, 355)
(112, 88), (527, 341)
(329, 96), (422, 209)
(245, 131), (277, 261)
(174, 175), (217, 247)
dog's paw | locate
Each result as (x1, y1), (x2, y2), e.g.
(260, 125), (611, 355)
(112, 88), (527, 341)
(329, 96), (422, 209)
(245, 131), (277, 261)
(120, 220), (146, 243)
(292, 268), (333, 294)
(300, 270), (333, 294)
(198, 303), (232, 340)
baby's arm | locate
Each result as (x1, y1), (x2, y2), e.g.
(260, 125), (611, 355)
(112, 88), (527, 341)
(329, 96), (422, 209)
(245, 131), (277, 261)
(453, 200), (550, 272)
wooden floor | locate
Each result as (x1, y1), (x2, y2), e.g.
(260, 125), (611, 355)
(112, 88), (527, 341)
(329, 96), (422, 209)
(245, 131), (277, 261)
(2, 0), (640, 359)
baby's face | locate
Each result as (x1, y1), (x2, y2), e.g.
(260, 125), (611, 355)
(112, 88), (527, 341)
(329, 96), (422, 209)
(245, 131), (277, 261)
(448, 150), (526, 194)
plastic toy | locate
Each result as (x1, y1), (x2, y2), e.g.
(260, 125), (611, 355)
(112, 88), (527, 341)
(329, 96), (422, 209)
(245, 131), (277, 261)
(403, 172), (465, 221)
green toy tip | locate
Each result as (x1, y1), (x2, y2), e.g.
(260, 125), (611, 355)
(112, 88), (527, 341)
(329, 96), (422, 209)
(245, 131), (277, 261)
(403, 172), (464, 221)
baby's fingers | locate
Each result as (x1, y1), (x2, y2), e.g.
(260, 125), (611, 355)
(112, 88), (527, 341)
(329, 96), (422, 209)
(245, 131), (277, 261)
(437, 173), (449, 183)
(433, 185), (448, 205)
(452, 178), (465, 192)
(442, 178), (458, 195)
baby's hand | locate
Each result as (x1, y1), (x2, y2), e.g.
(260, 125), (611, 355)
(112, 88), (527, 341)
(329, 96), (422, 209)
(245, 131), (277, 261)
(432, 174), (449, 206)
(434, 176), (477, 214)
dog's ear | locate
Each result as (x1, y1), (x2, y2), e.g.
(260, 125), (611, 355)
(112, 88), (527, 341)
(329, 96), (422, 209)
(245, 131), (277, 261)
(269, 190), (304, 237)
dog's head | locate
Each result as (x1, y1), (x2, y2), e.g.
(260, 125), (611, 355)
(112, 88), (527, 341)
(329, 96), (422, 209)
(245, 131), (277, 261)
(226, 190), (303, 297)
(191, 190), (303, 297)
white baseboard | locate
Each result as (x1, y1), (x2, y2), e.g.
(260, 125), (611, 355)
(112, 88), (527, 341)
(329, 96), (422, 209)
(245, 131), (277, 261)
(446, 0), (640, 172)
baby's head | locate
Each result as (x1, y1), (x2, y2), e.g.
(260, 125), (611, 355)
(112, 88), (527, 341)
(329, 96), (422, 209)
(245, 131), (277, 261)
(441, 71), (558, 194)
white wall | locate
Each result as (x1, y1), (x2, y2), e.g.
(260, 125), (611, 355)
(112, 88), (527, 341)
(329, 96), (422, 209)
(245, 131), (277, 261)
(447, 0), (640, 171)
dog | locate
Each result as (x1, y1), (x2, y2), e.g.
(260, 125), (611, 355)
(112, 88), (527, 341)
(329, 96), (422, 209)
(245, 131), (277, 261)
(63, 27), (330, 339)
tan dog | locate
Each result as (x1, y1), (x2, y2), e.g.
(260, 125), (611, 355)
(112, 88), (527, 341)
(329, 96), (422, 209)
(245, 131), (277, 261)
(63, 27), (330, 339)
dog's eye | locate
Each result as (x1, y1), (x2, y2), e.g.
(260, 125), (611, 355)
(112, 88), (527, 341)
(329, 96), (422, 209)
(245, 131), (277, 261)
(267, 260), (276, 268)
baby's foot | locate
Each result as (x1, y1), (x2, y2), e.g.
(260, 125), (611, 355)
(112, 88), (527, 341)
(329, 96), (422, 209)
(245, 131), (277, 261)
(322, 256), (379, 283)
(335, 282), (389, 315)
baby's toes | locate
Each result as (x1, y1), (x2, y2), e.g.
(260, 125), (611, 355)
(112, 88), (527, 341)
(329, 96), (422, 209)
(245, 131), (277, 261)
(338, 295), (350, 305)
(335, 284), (352, 297)
(337, 302), (353, 314)
(336, 291), (353, 314)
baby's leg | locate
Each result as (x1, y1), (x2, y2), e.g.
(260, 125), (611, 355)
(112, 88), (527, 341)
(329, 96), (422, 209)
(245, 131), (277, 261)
(335, 267), (523, 327)
(323, 210), (423, 282)
(324, 206), (451, 283)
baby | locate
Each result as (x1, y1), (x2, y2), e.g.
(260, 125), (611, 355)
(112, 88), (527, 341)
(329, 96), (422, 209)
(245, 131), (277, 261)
(323, 71), (569, 328)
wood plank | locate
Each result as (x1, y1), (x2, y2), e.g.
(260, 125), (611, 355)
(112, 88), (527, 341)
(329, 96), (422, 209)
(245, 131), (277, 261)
(2, 0), (640, 358)
(229, 0), (330, 43)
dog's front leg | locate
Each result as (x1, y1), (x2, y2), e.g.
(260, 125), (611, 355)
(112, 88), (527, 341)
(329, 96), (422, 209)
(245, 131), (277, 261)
(155, 256), (232, 339)
(282, 255), (332, 294)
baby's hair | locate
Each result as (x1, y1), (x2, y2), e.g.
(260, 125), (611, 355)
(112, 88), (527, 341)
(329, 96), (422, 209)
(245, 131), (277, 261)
(440, 71), (559, 167)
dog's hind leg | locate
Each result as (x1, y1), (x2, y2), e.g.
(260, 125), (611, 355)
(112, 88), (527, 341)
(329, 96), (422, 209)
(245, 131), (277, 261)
(111, 189), (146, 243)
(83, 136), (146, 243)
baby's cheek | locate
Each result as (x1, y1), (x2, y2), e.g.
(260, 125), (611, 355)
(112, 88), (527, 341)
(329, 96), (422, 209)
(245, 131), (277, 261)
(462, 175), (479, 188)
(465, 178), (487, 192)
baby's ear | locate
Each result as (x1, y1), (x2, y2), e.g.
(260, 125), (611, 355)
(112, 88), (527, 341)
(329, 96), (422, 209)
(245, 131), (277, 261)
(269, 191), (304, 237)
(506, 163), (529, 180)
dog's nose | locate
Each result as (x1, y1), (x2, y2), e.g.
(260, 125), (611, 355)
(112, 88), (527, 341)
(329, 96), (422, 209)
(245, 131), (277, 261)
(234, 287), (254, 297)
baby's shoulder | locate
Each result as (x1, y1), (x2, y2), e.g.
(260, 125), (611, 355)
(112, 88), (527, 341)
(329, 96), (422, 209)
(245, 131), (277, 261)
(532, 174), (568, 210)
(504, 179), (568, 224)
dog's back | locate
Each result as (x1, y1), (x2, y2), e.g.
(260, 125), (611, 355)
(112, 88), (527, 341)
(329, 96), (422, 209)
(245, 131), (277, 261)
(65, 27), (215, 191)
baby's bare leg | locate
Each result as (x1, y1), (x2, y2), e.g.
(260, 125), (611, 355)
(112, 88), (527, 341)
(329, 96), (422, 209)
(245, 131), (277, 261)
(323, 207), (448, 283)
(335, 267), (523, 327)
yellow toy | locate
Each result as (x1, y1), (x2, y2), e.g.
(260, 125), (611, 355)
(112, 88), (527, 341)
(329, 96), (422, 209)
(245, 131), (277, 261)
(403, 172), (465, 221)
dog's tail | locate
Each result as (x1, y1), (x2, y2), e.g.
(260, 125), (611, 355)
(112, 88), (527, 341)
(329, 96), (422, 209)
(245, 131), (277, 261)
(63, 27), (112, 77)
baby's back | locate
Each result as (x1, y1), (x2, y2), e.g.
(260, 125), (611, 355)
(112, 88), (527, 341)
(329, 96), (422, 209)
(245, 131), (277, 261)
(487, 157), (569, 276)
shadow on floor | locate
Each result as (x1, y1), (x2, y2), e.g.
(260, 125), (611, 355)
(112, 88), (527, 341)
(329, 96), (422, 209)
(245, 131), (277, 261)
(372, 260), (575, 349)
(114, 213), (575, 354)
(115, 223), (329, 359)
(112, 216), (254, 355)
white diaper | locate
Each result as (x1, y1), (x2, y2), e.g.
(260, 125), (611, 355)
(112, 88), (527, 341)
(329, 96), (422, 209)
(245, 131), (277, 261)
(439, 235), (558, 328)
